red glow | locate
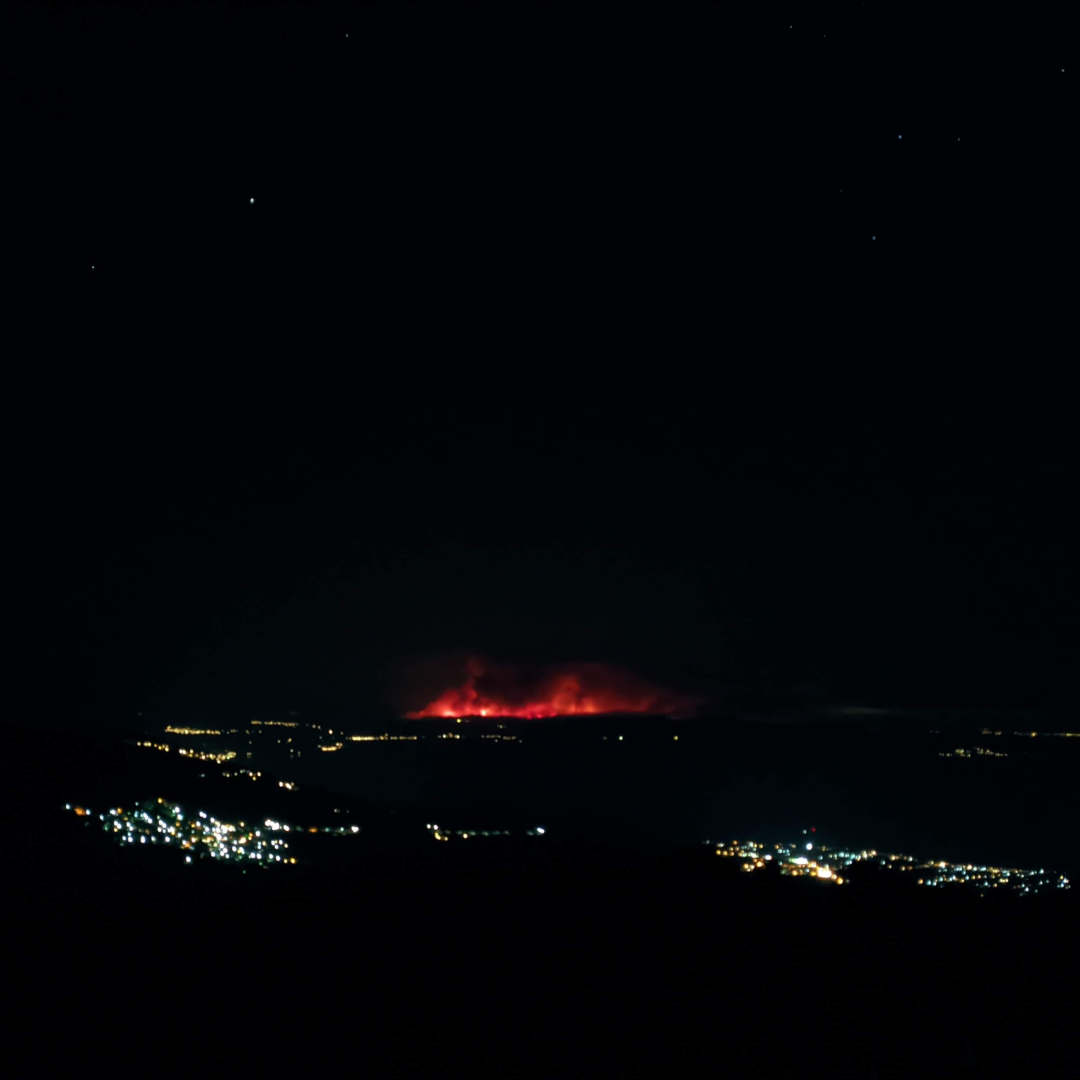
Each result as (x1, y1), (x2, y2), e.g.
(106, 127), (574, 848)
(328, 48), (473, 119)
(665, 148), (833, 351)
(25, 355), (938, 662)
(405, 656), (698, 720)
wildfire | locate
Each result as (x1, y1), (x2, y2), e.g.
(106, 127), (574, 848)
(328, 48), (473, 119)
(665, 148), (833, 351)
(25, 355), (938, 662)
(405, 656), (697, 719)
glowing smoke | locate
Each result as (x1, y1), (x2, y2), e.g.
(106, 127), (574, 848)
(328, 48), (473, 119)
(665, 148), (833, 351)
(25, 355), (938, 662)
(405, 656), (698, 719)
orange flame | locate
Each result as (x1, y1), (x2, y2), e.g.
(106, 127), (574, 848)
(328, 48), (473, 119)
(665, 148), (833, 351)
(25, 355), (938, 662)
(405, 656), (697, 719)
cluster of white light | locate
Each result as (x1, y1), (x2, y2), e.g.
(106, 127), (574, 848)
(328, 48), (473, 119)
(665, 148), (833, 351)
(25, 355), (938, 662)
(65, 798), (297, 867)
(425, 823), (545, 842)
(939, 746), (1008, 759)
(978, 728), (1079, 739)
(714, 838), (1070, 895)
(347, 734), (420, 742)
(716, 841), (845, 883)
(298, 824), (362, 836)
(164, 726), (232, 736)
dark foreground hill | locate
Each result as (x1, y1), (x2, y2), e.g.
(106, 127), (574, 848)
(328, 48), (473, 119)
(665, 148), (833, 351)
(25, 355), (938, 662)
(8, 841), (1076, 1077)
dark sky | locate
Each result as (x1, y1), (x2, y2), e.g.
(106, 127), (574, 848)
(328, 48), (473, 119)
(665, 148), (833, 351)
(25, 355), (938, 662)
(12, 2), (1076, 726)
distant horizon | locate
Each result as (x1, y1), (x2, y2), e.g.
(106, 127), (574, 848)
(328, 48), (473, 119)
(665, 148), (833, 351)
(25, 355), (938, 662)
(11, 701), (1080, 743)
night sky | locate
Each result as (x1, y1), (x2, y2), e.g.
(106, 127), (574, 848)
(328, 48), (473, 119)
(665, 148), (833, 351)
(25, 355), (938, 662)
(12, 2), (1076, 728)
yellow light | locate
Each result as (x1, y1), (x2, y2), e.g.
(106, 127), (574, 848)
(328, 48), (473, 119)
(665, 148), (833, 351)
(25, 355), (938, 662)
(816, 867), (833, 879)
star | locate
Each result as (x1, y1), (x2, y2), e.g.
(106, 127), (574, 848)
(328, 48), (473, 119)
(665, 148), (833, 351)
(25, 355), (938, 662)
(250, 197), (255, 205)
